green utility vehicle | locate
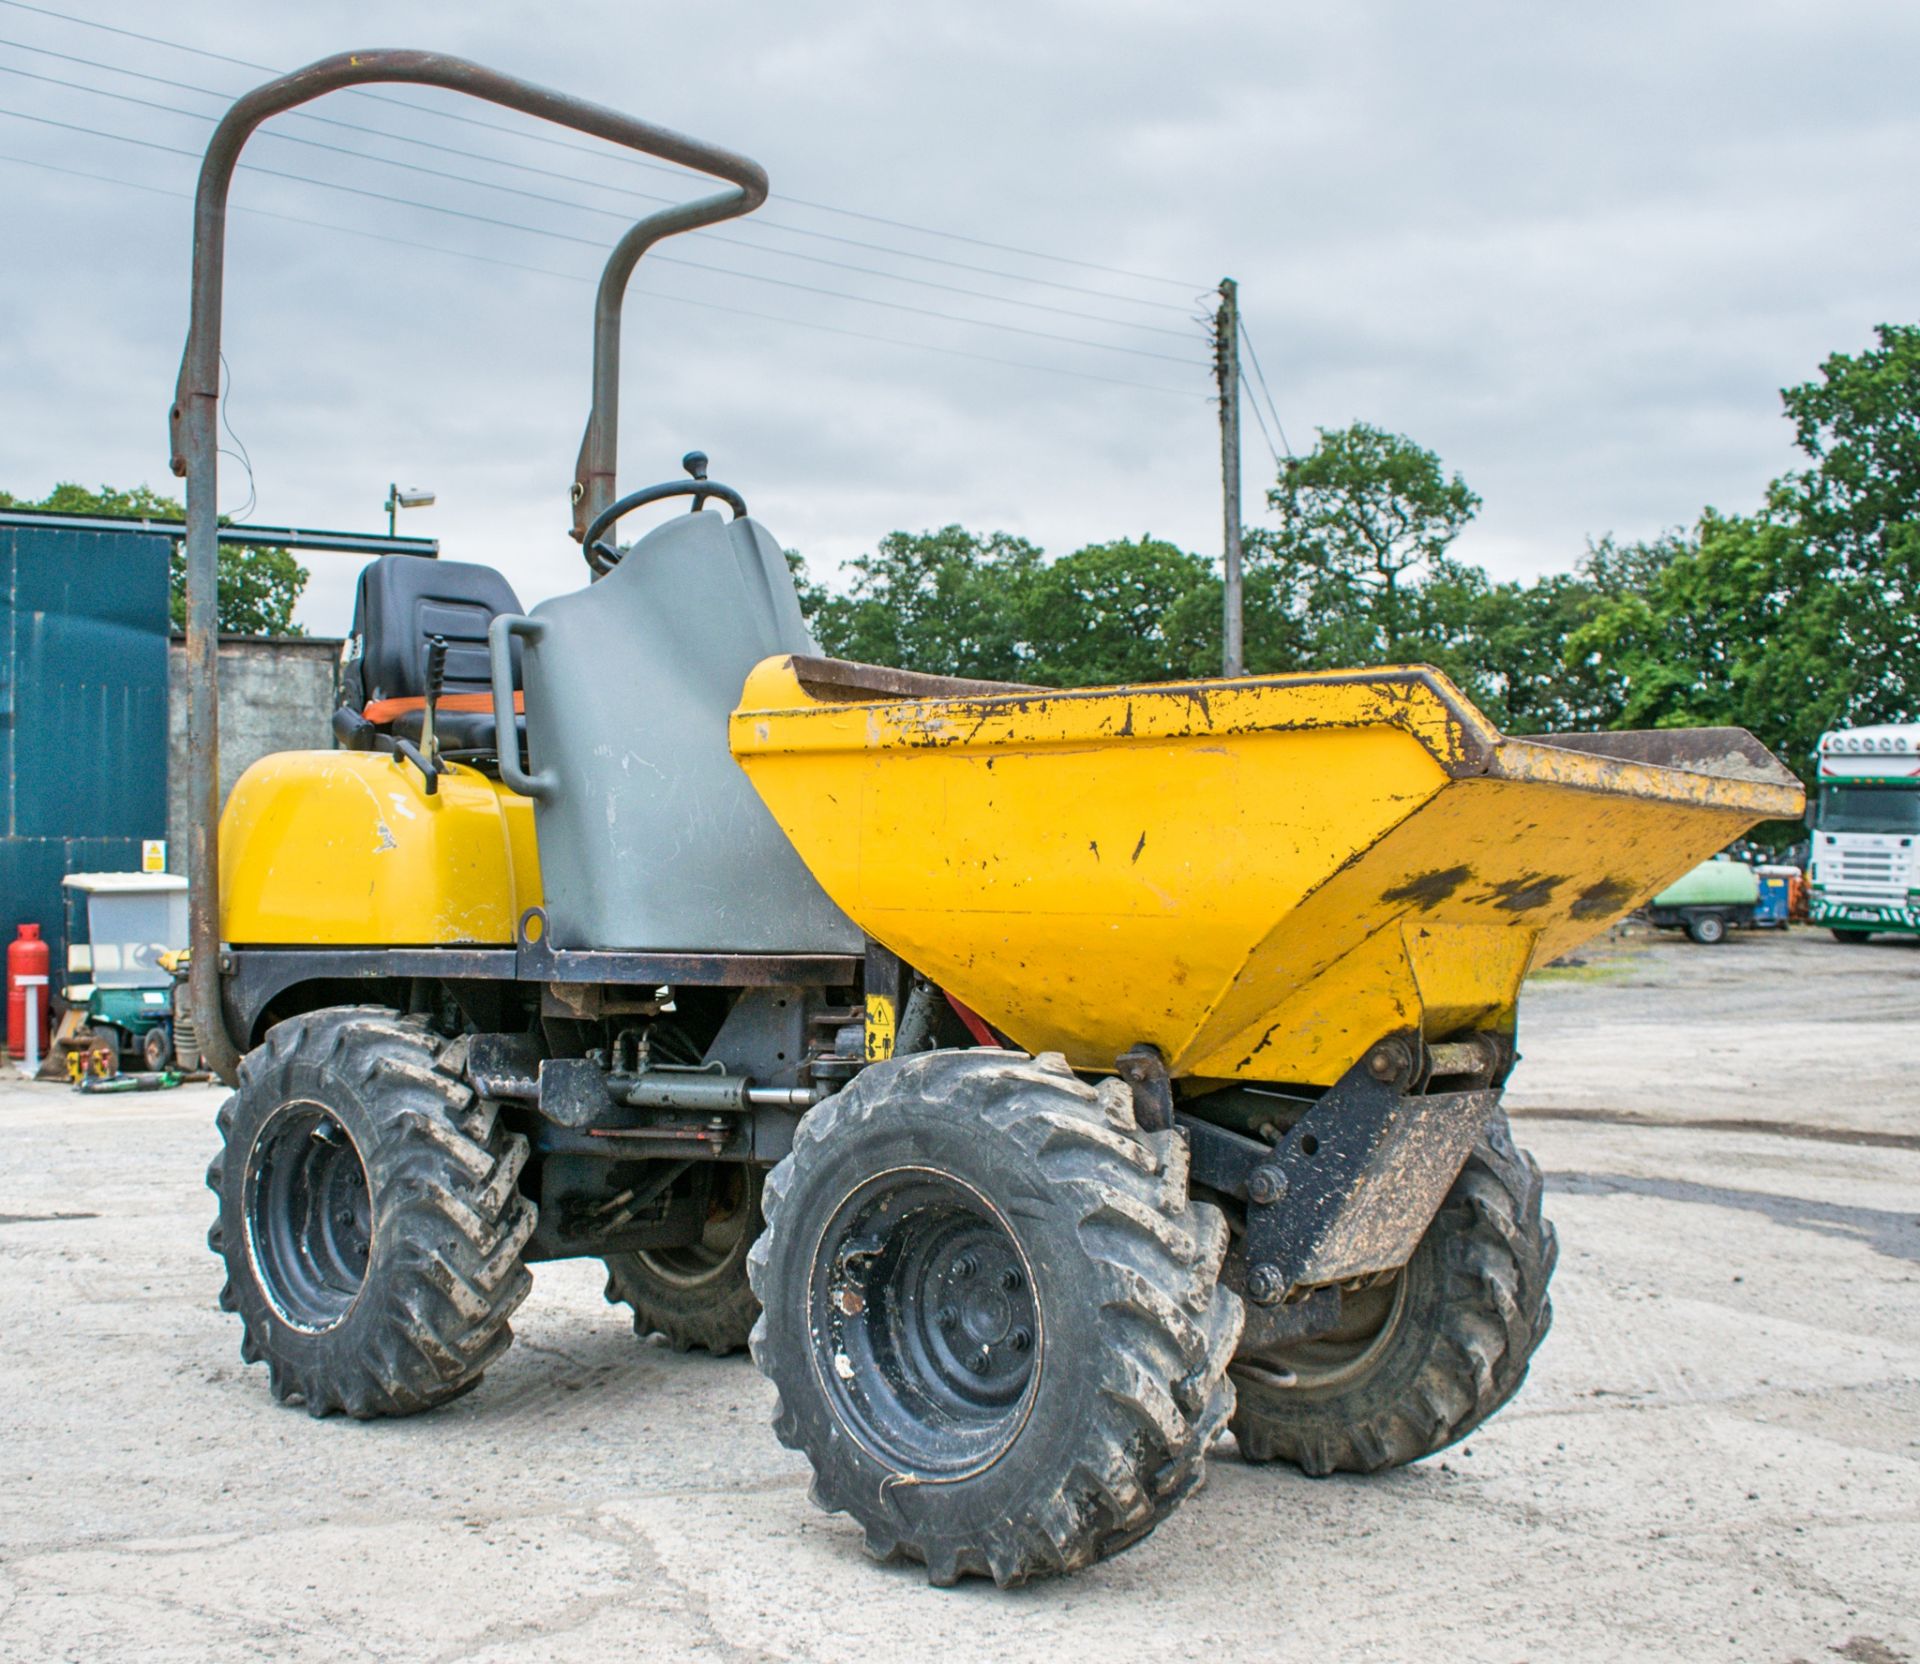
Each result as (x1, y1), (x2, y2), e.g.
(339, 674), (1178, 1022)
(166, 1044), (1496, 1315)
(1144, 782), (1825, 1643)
(61, 872), (186, 1069)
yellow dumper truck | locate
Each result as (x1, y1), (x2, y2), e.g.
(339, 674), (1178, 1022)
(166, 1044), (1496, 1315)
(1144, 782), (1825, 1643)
(177, 51), (1805, 1587)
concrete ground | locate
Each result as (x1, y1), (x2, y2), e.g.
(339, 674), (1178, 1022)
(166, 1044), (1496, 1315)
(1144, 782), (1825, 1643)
(1, 926), (1916, 1662)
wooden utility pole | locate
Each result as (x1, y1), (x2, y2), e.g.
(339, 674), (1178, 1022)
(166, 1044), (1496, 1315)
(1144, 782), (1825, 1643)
(1214, 277), (1244, 676)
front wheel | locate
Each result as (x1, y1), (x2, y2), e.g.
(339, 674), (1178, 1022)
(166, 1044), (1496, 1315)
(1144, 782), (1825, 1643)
(748, 1050), (1242, 1587)
(1230, 1114), (1556, 1475)
(207, 1009), (536, 1418)
(1830, 927), (1875, 944)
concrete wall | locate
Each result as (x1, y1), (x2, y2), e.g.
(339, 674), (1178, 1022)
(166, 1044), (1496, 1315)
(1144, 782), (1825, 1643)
(166, 635), (341, 874)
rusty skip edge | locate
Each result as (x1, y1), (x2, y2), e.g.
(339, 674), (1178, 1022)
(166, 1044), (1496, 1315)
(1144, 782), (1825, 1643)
(1490, 730), (1806, 817)
(753, 657), (1500, 769)
(753, 656), (1805, 813)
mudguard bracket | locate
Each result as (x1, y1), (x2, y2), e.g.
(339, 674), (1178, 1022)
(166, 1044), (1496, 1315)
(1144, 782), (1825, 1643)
(1181, 1040), (1501, 1304)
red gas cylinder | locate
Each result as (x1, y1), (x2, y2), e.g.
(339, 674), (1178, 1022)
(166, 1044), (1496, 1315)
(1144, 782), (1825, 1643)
(7, 921), (51, 1058)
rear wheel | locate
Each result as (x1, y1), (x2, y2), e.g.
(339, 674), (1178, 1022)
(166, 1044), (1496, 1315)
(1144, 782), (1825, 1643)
(603, 1164), (762, 1354)
(1830, 927), (1875, 944)
(207, 1009), (536, 1418)
(1687, 911), (1728, 944)
(748, 1049), (1242, 1587)
(1230, 1114), (1555, 1475)
(141, 1022), (173, 1072)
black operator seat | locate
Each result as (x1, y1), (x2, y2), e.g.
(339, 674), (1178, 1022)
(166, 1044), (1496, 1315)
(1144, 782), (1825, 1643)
(335, 555), (526, 755)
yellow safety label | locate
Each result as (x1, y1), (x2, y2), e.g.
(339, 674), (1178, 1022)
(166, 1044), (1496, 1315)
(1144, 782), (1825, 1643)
(864, 993), (896, 1061)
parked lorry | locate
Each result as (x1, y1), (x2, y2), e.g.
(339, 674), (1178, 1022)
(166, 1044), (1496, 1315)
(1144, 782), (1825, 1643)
(173, 51), (1806, 1587)
(1809, 723), (1920, 942)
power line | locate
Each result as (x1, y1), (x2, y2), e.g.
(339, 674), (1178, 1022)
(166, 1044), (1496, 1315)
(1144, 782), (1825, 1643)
(0, 13), (1198, 313)
(0, 52), (1198, 345)
(1242, 377), (1283, 473)
(0, 147), (1206, 401)
(1238, 317), (1294, 458)
(0, 43), (1198, 337)
(0, 0), (1202, 294)
(0, 23), (1195, 316)
(0, 102), (1204, 368)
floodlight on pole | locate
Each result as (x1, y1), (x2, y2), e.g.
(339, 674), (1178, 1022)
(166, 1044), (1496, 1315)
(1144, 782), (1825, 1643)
(384, 483), (436, 537)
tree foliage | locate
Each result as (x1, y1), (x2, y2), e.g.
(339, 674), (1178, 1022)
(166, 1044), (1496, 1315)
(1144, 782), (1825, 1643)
(1256, 422), (1482, 667)
(0, 480), (307, 635)
(807, 525), (1041, 682)
(790, 323), (1919, 817)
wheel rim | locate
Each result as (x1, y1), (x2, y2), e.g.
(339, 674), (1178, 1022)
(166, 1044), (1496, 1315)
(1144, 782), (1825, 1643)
(244, 1100), (371, 1333)
(1254, 1273), (1410, 1393)
(635, 1166), (754, 1288)
(808, 1166), (1040, 1478)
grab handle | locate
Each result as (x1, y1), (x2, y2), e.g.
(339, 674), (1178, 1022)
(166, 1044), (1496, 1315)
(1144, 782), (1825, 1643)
(490, 614), (557, 801)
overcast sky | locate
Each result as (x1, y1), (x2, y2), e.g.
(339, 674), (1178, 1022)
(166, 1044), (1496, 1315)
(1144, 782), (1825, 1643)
(3, 0), (1916, 634)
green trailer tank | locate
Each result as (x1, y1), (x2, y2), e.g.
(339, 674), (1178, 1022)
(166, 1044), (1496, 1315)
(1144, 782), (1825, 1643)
(1645, 856), (1760, 944)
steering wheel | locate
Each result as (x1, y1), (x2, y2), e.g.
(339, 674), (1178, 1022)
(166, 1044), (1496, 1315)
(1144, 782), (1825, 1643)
(581, 451), (747, 573)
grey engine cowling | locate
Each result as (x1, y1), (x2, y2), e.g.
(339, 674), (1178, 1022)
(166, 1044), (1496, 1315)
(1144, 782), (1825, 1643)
(491, 509), (860, 955)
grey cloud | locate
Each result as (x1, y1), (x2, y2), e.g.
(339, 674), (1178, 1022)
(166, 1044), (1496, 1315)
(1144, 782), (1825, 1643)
(1, 0), (1915, 632)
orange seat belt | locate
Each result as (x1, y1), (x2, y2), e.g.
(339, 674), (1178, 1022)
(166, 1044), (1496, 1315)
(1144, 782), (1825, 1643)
(361, 690), (525, 724)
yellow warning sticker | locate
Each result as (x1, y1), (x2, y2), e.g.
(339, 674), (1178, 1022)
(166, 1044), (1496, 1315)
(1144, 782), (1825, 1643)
(864, 993), (897, 1061)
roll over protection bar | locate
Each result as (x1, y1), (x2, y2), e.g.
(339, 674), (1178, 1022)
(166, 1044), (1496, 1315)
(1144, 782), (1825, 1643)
(168, 49), (768, 1082)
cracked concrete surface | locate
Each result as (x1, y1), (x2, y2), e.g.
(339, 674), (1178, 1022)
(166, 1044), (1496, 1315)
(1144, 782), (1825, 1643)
(1, 927), (1916, 1661)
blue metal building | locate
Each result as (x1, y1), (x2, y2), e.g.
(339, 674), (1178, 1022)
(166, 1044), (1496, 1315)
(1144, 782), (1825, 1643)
(0, 507), (437, 987)
(0, 513), (171, 961)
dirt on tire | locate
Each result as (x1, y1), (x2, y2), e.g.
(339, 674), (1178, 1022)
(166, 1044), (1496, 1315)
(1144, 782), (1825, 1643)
(747, 1047), (1243, 1587)
(1229, 1111), (1556, 1474)
(206, 1007), (536, 1418)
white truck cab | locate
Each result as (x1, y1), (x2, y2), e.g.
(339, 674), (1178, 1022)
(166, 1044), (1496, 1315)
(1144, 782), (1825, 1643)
(1809, 722), (1920, 940)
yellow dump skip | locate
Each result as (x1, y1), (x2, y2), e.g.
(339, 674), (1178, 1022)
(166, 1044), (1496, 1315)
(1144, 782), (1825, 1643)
(731, 655), (1803, 1086)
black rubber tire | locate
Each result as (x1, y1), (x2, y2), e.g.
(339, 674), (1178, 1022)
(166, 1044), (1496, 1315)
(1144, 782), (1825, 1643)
(1230, 1113), (1556, 1475)
(206, 1008), (537, 1419)
(748, 1048), (1242, 1588)
(1686, 912), (1728, 945)
(1830, 927), (1875, 944)
(142, 1022), (173, 1072)
(602, 1164), (763, 1355)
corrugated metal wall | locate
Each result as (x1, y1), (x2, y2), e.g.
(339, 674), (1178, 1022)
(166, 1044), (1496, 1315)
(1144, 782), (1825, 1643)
(0, 520), (170, 972)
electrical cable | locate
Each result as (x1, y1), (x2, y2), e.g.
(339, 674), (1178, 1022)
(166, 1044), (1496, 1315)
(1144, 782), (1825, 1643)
(0, 0), (1202, 293)
(0, 17), (1198, 312)
(0, 102), (1204, 367)
(0, 54), (1202, 341)
(1239, 318), (1294, 458)
(0, 147), (1206, 400)
(216, 351), (257, 521)
(1243, 382), (1283, 473)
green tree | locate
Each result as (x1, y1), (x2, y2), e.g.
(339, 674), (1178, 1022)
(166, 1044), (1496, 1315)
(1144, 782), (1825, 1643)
(805, 525), (1042, 681)
(1016, 536), (1214, 686)
(1254, 422), (1482, 666)
(166, 542), (309, 636)
(1768, 323), (1920, 722)
(1568, 513), (1855, 770)
(785, 323), (1919, 779)
(1462, 571), (1611, 733)
(0, 480), (307, 635)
